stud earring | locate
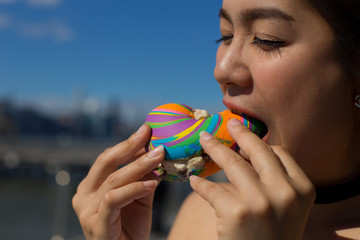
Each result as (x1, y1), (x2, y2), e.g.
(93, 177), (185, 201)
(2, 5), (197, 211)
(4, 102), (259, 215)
(355, 95), (360, 108)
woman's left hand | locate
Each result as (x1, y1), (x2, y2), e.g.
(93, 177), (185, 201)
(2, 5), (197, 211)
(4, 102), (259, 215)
(190, 118), (316, 240)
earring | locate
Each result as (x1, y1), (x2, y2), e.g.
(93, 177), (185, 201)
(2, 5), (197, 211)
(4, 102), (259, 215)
(355, 95), (360, 108)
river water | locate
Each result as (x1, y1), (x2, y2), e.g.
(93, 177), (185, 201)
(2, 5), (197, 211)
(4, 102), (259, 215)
(0, 175), (192, 240)
(0, 178), (83, 240)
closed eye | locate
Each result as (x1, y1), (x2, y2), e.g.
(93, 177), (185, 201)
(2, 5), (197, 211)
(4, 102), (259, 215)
(215, 35), (233, 44)
(251, 37), (286, 51)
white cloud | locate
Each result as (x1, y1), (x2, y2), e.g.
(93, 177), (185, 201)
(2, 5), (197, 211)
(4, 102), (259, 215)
(0, 0), (72, 42)
(25, 0), (62, 8)
(0, 0), (62, 7)
(0, 0), (18, 4)
(0, 14), (12, 29)
(18, 19), (74, 42)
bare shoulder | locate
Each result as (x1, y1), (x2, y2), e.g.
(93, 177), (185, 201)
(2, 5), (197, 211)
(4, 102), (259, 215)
(168, 191), (217, 240)
(335, 228), (360, 239)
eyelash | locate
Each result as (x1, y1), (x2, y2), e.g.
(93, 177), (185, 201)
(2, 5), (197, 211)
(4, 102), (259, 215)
(215, 35), (233, 44)
(251, 37), (286, 51)
(215, 35), (286, 51)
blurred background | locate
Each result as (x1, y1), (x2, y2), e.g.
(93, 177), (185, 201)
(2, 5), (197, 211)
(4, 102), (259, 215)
(0, 0), (225, 239)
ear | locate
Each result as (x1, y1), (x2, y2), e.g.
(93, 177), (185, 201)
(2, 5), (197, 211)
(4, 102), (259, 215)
(355, 95), (360, 108)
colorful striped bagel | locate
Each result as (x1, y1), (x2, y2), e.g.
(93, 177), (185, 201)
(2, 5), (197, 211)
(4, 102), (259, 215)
(145, 103), (265, 182)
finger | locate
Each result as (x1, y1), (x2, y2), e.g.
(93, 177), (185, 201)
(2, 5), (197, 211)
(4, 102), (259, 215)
(238, 148), (250, 161)
(83, 124), (152, 191)
(119, 146), (151, 167)
(189, 176), (239, 216)
(270, 146), (304, 179)
(97, 145), (164, 198)
(130, 148), (148, 164)
(199, 131), (260, 190)
(271, 146), (315, 195)
(227, 118), (287, 183)
(97, 180), (159, 228)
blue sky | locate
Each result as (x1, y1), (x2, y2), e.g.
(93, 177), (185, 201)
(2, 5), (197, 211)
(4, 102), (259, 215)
(0, 0), (225, 122)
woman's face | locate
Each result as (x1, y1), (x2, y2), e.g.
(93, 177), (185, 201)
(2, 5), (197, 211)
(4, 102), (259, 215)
(215, 0), (358, 185)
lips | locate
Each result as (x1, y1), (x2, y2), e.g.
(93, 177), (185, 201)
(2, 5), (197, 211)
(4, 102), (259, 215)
(231, 110), (268, 139)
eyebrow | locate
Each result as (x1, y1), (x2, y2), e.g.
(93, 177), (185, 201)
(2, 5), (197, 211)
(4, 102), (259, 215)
(219, 7), (294, 25)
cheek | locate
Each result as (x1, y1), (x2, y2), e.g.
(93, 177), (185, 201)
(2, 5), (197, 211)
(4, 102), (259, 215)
(251, 57), (307, 116)
(261, 62), (355, 183)
(250, 46), (352, 150)
(252, 42), (345, 116)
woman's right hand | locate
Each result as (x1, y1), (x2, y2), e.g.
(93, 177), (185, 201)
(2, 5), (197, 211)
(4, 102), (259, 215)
(72, 124), (165, 240)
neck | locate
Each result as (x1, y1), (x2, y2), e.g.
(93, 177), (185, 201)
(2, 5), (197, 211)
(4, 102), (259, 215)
(314, 175), (360, 203)
(303, 195), (360, 239)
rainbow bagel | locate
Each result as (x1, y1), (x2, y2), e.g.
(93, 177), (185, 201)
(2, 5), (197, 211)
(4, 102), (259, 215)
(145, 103), (265, 182)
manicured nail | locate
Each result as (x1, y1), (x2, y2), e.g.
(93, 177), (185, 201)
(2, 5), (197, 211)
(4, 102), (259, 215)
(189, 175), (199, 182)
(135, 124), (146, 136)
(148, 145), (164, 159)
(143, 179), (159, 189)
(199, 131), (213, 141)
(229, 118), (242, 126)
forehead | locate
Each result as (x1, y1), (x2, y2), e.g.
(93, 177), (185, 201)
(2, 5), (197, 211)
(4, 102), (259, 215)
(221, 0), (314, 21)
(221, 0), (333, 38)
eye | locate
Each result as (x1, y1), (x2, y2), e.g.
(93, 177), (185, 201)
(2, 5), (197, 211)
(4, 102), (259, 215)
(215, 35), (233, 45)
(251, 37), (286, 51)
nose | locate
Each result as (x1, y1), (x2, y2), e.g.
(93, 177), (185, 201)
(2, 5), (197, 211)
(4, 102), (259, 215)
(214, 41), (252, 89)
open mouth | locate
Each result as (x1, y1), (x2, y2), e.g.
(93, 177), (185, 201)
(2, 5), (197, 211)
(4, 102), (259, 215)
(231, 110), (268, 139)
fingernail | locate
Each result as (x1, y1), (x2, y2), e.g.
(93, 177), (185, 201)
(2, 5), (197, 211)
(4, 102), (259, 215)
(229, 118), (242, 126)
(143, 179), (159, 189)
(199, 131), (213, 141)
(148, 145), (164, 159)
(189, 175), (199, 182)
(135, 124), (146, 136)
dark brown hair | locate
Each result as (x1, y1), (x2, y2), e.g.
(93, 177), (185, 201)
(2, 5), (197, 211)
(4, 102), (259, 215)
(307, 0), (360, 76)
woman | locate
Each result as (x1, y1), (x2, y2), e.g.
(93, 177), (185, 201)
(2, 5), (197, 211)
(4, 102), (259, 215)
(72, 0), (360, 239)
